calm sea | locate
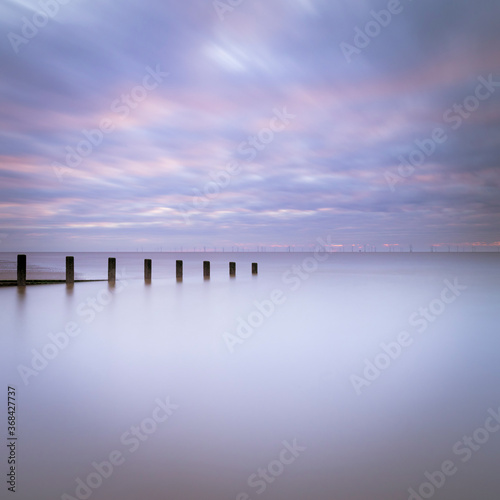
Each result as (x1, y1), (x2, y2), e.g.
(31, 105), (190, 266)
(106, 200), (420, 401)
(1, 252), (499, 500)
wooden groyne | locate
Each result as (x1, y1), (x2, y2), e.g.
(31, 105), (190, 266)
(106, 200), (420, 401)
(144, 259), (152, 282)
(176, 260), (183, 280)
(203, 261), (210, 279)
(0, 255), (259, 287)
(66, 256), (74, 284)
(0, 254), (107, 286)
(17, 254), (26, 286)
(108, 257), (116, 283)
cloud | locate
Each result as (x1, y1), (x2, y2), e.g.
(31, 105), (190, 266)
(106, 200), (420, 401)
(0, 0), (499, 250)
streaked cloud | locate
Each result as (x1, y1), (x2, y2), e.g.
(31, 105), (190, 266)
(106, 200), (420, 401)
(1, 0), (500, 250)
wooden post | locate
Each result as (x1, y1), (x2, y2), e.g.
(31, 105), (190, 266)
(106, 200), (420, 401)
(66, 256), (74, 284)
(203, 261), (210, 279)
(176, 260), (183, 280)
(144, 259), (152, 281)
(229, 262), (236, 277)
(17, 254), (26, 286)
(108, 258), (116, 283)
(252, 262), (258, 275)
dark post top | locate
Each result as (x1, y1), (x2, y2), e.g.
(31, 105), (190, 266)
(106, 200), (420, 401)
(17, 254), (27, 286)
(203, 261), (210, 278)
(66, 256), (75, 284)
(176, 260), (183, 279)
(108, 257), (116, 283)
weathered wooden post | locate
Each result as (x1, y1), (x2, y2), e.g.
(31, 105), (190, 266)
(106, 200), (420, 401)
(229, 262), (236, 277)
(144, 259), (152, 281)
(17, 254), (26, 286)
(66, 256), (74, 284)
(176, 260), (183, 280)
(203, 261), (210, 279)
(252, 262), (258, 275)
(108, 258), (116, 283)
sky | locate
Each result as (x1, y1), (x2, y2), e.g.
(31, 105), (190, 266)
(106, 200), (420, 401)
(1, 0), (500, 252)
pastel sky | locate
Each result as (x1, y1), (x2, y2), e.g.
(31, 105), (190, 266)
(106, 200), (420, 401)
(1, 0), (500, 251)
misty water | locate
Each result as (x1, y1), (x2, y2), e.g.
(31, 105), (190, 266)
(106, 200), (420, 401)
(1, 251), (500, 500)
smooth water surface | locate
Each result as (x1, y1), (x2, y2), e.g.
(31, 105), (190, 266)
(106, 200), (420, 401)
(1, 252), (499, 500)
